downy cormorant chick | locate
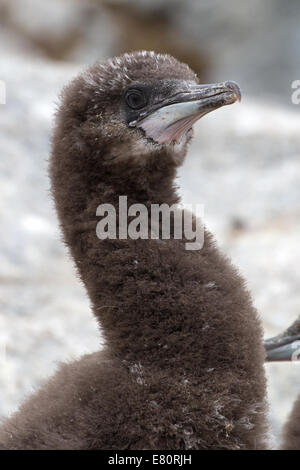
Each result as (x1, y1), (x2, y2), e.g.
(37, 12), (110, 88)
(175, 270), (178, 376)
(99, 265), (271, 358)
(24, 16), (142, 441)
(264, 316), (300, 449)
(281, 393), (300, 449)
(265, 315), (300, 362)
(0, 51), (267, 450)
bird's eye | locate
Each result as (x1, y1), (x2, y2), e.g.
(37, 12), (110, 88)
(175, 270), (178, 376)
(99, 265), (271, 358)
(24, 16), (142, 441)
(125, 90), (147, 110)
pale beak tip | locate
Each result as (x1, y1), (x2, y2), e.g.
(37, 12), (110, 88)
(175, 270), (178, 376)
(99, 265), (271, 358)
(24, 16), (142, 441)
(224, 80), (242, 103)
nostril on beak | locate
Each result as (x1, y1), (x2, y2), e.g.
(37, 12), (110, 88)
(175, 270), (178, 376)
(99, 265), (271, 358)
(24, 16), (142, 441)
(224, 81), (242, 102)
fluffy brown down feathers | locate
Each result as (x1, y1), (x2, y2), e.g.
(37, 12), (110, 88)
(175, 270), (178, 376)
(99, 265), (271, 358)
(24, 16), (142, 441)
(0, 51), (268, 450)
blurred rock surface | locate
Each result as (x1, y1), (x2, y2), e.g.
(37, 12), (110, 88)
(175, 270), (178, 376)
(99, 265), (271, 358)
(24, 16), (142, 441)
(0, 0), (118, 63)
(1, 0), (299, 105)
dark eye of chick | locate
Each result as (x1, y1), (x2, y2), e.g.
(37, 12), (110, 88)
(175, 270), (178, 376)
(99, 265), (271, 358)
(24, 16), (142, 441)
(125, 89), (147, 110)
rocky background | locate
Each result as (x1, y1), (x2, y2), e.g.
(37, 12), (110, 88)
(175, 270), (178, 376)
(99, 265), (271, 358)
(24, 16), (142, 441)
(0, 0), (299, 448)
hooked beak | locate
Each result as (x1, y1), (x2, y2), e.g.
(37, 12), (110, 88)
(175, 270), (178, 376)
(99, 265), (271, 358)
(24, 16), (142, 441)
(130, 81), (241, 144)
(264, 316), (300, 362)
(264, 336), (300, 362)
